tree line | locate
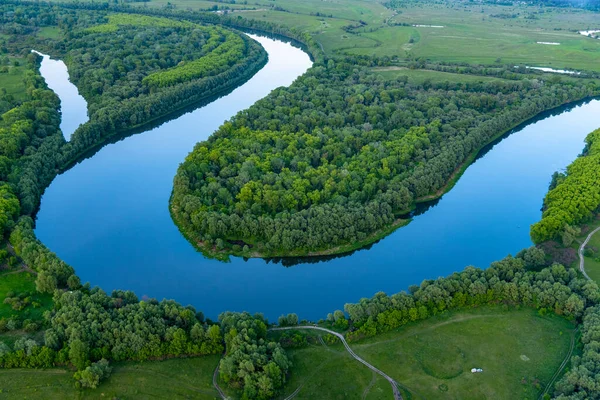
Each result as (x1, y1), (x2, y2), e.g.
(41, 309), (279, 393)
(338, 247), (597, 341)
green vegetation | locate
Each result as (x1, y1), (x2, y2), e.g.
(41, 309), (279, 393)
(372, 67), (510, 84)
(36, 26), (61, 39)
(0, 4), (279, 398)
(554, 305), (600, 398)
(219, 312), (291, 399)
(0, 356), (221, 399)
(274, 307), (573, 399)
(84, 12), (196, 33)
(531, 128), (600, 244)
(580, 220), (600, 283)
(269, 329), (393, 400)
(352, 307), (572, 399)
(123, 0), (600, 72)
(172, 62), (598, 257)
(0, 57), (28, 104)
(266, 251), (599, 399)
(0, 271), (52, 322)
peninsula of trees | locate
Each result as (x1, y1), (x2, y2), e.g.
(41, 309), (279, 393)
(171, 62), (599, 258)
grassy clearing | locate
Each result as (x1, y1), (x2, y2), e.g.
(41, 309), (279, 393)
(0, 58), (28, 102)
(372, 67), (509, 84)
(0, 271), (52, 322)
(382, 2), (600, 71)
(0, 356), (221, 399)
(353, 307), (573, 400)
(37, 26), (61, 39)
(275, 307), (573, 399)
(579, 217), (600, 283)
(266, 330), (392, 400)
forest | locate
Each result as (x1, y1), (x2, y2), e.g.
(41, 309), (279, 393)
(171, 60), (599, 257)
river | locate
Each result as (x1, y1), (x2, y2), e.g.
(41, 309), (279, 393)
(34, 35), (600, 321)
(31, 50), (88, 140)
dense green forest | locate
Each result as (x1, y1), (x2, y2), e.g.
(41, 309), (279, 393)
(531, 128), (600, 244)
(171, 62), (599, 257)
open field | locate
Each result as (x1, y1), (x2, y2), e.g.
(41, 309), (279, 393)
(0, 271), (52, 322)
(0, 356), (221, 399)
(579, 218), (600, 283)
(372, 67), (510, 84)
(134, 0), (600, 71)
(33, 0), (600, 70)
(0, 58), (28, 102)
(37, 26), (62, 39)
(272, 307), (574, 399)
(265, 330), (394, 400)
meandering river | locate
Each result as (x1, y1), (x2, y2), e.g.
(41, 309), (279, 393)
(34, 35), (600, 321)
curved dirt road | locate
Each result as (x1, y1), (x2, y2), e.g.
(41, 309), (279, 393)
(579, 226), (600, 280)
(271, 326), (402, 400)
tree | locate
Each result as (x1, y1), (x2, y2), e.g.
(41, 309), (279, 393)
(69, 339), (89, 370)
(73, 359), (112, 389)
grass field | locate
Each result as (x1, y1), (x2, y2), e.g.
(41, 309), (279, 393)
(372, 67), (510, 84)
(265, 330), (394, 400)
(579, 217), (600, 283)
(0, 58), (28, 102)
(34, 0), (600, 71)
(271, 307), (574, 400)
(0, 356), (222, 399)
(37, 26), (61, 39)
(0, 271), (52, 322)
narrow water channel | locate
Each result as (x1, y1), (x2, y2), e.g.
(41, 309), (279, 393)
(32, 50), (88, 140)
(34, 35), (600, 321)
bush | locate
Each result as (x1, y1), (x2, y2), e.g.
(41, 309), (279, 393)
(73, 359), (112, 389)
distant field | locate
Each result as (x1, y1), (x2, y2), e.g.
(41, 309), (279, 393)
(0, 356), (221, 399)
(271, 307), (574, 399)
(32, 0), (600, 71)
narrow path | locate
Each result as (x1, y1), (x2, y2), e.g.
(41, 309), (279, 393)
(271, 326), (403, 400)
(538, 326), (579, 400)
(578, 226), (600, 280)
(213, 363), (226, 399)
(283, 384), (303, 400)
